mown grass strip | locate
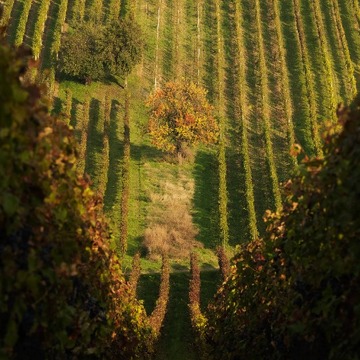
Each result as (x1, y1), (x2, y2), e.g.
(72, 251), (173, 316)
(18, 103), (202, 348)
(233, 0), (258, 240)
(161, 0), (174, 81)
(254, 0), (281, 212)
(98, 96), (111, 198)
(311, 0), (339, 121)
(85, 97), (104, 189)
(293, 0), (322, 157)
(182, 0), (197, 82)
(327, 0), (357, 99)
(242, 0), (276, 234)
(196, 0), (203, 85)
(62, 88), (72, 125)
(352, 0), (360, 29)
(215, 0), (229, 246)
(173, 0), (180, 79)
(119, 85), (130, 255)
(154, 0), (163, 88)
(50, 0), (68, 62)
(272, 0), (296, 159)
(103, 99), (123, 225)
(22, 0), (40, 48)
(299, 0), (333, 125)
(77, 99), (90, 175)
(337, 0), (360, 66)
(260, 0), (296, 179)
(40, 0), (60, 69)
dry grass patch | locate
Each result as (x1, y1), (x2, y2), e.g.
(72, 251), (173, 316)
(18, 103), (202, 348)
(142, 167), (202, 260)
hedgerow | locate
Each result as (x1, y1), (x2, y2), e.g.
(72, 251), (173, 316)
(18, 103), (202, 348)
(119, 86), (130, 255)
(148, 254), (170, 335)
(188, 253), (208, 358)
(31, 0), (51, 59)
(202, 98), (360, 359)
(14, 0), (32, 46)
(0, 37), (154, 359)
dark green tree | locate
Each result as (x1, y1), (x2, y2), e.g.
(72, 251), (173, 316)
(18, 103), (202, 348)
(58, 19), (142, 84)
(102, 18), (143, 79)
(58, 22), (104, 83)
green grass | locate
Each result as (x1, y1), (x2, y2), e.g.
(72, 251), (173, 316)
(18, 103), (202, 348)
(137, 270), (220, 360)
(280, 0), (314, 156)
(85, 98), (104, 187)
(242, 0), (274, 234)
(8, 0), (360, 254)
(260, 0), (294, 182)
(40, 0), (60, 69)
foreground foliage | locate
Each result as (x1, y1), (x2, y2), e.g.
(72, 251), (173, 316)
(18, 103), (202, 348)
(200, 99), (360, 359)
(0, 37), (153, 359)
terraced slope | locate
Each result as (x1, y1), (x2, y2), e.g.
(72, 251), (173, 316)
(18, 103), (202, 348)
(3, 0), (360, 259)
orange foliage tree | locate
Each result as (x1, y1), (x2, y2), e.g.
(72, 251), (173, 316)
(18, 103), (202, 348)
(146, 81), (219, 155)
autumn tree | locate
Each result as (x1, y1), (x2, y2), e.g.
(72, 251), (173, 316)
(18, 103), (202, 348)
(146, 81), (219, 155)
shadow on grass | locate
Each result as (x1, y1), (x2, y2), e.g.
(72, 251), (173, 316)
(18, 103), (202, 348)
(171, 263), (188, 272)
(104, 100), (123, 212)
(52, 97), (62, 115)
(202, 0), (217, 103)
(41, 0), (61, 70)
(85, 98), (103, 181)
(192, 149), (219, 250)
(126, 235), (145, 257)
(23, 1), (41, 48)
(104, 99), (164, 213)
(6, 0), (24, 45)
(70, 98), (80, 130)
(138, 271), (219, 360)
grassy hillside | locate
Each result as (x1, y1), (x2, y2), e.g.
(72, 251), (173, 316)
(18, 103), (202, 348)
(3, 0), (360, 358)
(3, 0), (360, 265)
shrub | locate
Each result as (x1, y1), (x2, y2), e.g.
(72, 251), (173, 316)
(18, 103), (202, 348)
(148, 254), (170, 335)
(0, 38), (154, 359)
(216, 246), (230, 282)
(202, 98), (360, 359)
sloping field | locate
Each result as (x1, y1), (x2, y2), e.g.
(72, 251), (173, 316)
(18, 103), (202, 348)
(3, 0), (360, 262)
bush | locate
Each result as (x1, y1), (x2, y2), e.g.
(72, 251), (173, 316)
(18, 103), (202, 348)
(148, 255), (170, 335)
(0, 38), (154, 359)
(202, 98), (360, 359)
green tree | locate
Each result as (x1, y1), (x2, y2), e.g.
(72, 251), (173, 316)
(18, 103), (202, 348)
(58, 22), (104, 83)
(58, 19), (142, 83)
(102, 18), (143, 79)
(146, 81), (219, 155)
